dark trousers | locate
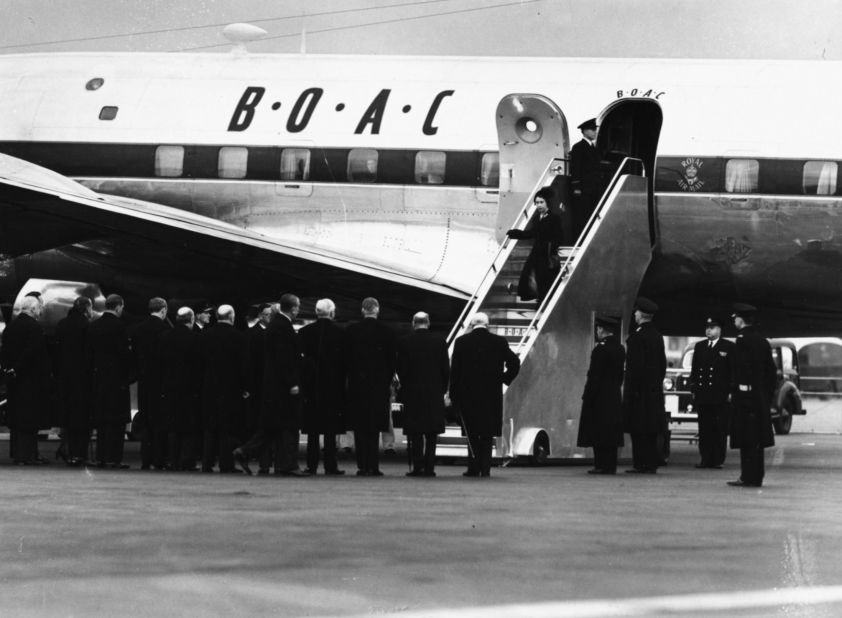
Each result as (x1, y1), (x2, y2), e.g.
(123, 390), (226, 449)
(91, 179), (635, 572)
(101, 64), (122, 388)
(168, 431), (197, 470)
(740, 445), (765, 486)
(65, 426), (90, 461)
(697, 403), (729, 466)
(203, 429), (237, 472)
(593, 445), (618, 473)
(630, 433), (659, 471)
(10, 428), (38, 463)
(96, 423), (125, 465)
(408, 432), (438, 473)
(467, 434), (494, 476)
(141, 425), (169, 469)
(239, 428), (300, 472)
(306, 433), (339, 472)
(354, 430), (381, 473)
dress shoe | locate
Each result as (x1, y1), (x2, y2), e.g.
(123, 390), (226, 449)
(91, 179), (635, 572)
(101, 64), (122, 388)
(406, 470), (425, 477)
(355, 470), (370, 476)
(302, 467), (318, 475)
(462, 470), (480, 477)
(232, 449), (252, 476)
(727, 479), (762, 487)
(369, 469), (384, 477)
(625, 468), (656, 474)
(107, 462), (129, 469)
(324, 469), (345, 476)
(694, 463), (709, 469)
(587, 468), (615, 475)
(423, 471), (437, 477)
(709, 464), (723, 470)
(275, 469), (309, 477)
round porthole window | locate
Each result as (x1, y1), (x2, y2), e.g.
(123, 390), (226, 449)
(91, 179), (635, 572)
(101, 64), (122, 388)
(515, 117), (542, 144)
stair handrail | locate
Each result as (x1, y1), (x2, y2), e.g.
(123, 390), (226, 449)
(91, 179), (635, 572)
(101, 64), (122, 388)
(446, 157), (566, 347)
(512, 156), (646, 357)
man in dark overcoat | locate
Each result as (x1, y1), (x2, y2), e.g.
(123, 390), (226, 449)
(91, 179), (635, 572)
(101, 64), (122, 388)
(130, 297), (171, 470)
(506, 187), (564, 303)
(299, 298), (347, 475)
(577, 316), (625, 474)
(235, 294), (304, 475)
(396, 311), (449, 477)
(55, 296), (93, 465)
(622, 297), (667, 474)
(86, 294), (132, 468)
(569, 117), (602, 239)
(1, 296), (51, 464)
(158, 307), (201, 471)
(690, 316), (736, 469)
(727, 303), (777, 488)
(449, 312), (520, 477)
(345, 297), (397, 476)
(246, 303), (273, 472)
(200, 305), (250, 473)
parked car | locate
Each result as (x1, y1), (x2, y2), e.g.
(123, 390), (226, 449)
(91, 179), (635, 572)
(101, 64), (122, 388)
(663, 338), (805, 436)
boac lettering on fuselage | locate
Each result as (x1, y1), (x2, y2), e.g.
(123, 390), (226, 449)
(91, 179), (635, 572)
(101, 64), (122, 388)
(227, 86), (455, 135)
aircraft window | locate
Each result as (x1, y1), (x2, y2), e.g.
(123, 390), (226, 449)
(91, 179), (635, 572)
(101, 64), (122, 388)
(98, 106), (118, 121)
(347, 149), (378, 183)
(280, 148), (311, 181)
(415, 151), (446, 184)
(480, 152), (499, 187)
(725, 159), (759, 193)
(803, 161), (838, 195)
(154, 146), (184, 177)
(218, 146), (248, 179)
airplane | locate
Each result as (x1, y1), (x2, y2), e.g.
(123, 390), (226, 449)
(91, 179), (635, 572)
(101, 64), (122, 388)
(1, 44), (842, 337)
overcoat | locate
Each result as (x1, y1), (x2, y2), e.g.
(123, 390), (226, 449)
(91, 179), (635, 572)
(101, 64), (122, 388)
(200, 322), (251, 433)
(247, 323), (268, 433)
(299, 318), (347, 435)
(55, 308), (91, 430)
(690, 338), (736, 405)
(344, 317), (397, 432)
(396, 328), (450, 435)
(730, 326), (777, 449)
(158, 323), (201, 433)
(509, 210), (564, 302)
(577, 334), (625, 448)
(622, 321), (667, 434)
(449, 327), (520, 436)
(1, 313), (52, 432)
(86, 312), (132, 425)
(259, 314), (302, 431)
(130, 315), (170, 426)
(569, 137), (603, 233)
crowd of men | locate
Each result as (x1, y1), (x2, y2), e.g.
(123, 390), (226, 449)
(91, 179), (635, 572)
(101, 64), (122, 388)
(0, 292), (521, 479)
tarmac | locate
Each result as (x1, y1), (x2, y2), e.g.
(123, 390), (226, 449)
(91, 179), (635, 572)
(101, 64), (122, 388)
(2, 398), (842, 617)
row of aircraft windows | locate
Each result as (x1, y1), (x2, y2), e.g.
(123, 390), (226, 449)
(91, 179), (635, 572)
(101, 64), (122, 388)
(725, 159), (838, 195)
(154, 145), (501, 187)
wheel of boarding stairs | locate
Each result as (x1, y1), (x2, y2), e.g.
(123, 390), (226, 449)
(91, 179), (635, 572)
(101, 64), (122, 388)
(528, 431), (549, 466)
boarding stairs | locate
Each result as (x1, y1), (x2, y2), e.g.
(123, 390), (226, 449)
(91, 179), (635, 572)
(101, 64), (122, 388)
(442, 156), (654, 461)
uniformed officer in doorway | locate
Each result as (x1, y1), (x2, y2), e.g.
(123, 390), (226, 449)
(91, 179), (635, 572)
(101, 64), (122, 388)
(569, 117), (601, 239)
(727, 303), (776, 488)
(622, 297), (667, 474)
(577, 315), (625, 474)
(689, 316), (735, 469)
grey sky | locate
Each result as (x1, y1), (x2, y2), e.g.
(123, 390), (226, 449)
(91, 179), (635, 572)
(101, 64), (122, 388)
(1, 0), (840, 59)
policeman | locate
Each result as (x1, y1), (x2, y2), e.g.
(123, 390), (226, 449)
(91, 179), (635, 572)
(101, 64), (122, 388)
(728, 303), (776, 488)
(690, 317), (735, 469)
(577, 315), (625, 474)
(622, 297), (667, 474)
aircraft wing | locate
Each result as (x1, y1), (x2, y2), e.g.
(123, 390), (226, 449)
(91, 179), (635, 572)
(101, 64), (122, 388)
(0, 154), (467, 320)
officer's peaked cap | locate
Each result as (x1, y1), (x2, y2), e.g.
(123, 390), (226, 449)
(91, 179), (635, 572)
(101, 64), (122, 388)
(705, 316), (723, 328)
(634, 297), (658, 314)
(578, 118), (597, 131)
(731, 302), (757, 318)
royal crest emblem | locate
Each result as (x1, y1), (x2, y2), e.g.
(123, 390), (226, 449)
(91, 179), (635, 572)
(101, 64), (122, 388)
(678, 157), (705, 192)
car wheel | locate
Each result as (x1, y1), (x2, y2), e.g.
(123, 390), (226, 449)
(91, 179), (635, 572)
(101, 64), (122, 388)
(773, 399), (794, 435)
(528, 432), (549, 466)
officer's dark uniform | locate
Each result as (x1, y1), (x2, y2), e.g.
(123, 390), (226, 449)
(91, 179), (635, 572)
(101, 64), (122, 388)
(577, 317), (625, 474)
(622, 297), (667, 473)
(569, 118), (602, 238)
(728, 304), (776, 487)
(690, 317), (735, 468)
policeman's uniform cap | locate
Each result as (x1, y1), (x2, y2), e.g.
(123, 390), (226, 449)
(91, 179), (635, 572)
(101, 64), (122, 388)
(595, 315), (619, 328)
(578, 118), (597, 131)
(731, 302), (757, 318)
(634, 297), (658, 314)
(705, 317), (723, 328)
(197, 304), (214, 314)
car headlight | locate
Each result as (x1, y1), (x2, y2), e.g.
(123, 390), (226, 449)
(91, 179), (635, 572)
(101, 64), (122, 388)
(663, 377), (674, 391)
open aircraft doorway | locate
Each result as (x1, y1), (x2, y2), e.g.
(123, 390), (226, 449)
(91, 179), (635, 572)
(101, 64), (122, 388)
(596, 99), (663, 246)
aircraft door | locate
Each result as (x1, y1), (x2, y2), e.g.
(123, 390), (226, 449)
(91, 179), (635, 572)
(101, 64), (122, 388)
(595, 99), (663, 245)
(494, 94), (569, 243)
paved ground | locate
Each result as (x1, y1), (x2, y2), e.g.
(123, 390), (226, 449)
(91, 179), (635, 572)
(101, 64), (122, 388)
(3, 401), (842, 617)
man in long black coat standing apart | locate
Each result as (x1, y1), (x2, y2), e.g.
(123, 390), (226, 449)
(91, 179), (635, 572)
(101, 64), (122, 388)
(299, 298), (347, 475)
(55, 296), (94, 465)
(130, 297), (171, 470)
(345, 297), (397, 476)
(728, 303), (777, 488)
(569, 117), (602, 240)
(247, 303), (273, 471)
(87, 294), (132, 468)
(201, 304), (251, 473)
(450, 312), (520, 477)
(396, 311), (450, 477)
(690, 316), (736, 469)
(1, 295), (51, 465)
(577, 316), (625, 474)
(623, 297), (667, 474)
